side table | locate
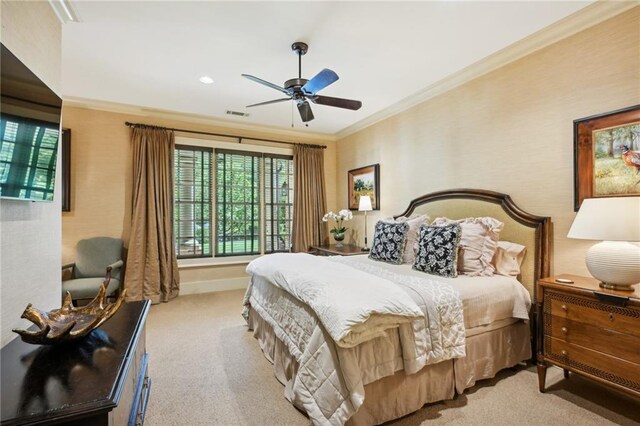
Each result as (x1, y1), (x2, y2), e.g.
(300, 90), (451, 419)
(309, 244), (367, 256)
(536, 274), (640, 398)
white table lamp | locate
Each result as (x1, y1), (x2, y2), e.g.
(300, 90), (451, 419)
(567, 197), (640, 291)
(358, 195), (373, 252)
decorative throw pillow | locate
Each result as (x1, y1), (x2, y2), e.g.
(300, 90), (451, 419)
(413, 223), (462, 278)
(369, 221), (410, 265)
(431, 217), (503, 276)
(493, 241), (527, 277)
(383, 214), (430, 265)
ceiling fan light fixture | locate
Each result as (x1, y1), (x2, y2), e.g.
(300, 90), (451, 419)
(241, 42), (362, 124)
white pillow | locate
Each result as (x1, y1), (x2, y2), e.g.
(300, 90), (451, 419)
(431, 217), (503, 276)
(493, 241), (527, 277)
(385, 214), (429, 264)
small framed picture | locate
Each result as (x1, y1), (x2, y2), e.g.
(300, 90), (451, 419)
(574, 105), (640, 211)
(348, 163), (379, 210)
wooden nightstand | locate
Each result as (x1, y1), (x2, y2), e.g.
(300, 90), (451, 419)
(309, 244), (367, 256)
(536, 274), (640, 398)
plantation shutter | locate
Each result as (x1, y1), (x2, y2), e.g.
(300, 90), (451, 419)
(0, 115), (58, 200)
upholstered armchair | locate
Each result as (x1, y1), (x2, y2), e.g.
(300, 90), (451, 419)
(62, 237), (124, 303)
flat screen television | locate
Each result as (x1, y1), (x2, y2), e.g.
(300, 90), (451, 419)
(1, 43), (63, 202)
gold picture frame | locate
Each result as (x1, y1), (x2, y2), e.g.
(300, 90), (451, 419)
(348, 163), (379, 210)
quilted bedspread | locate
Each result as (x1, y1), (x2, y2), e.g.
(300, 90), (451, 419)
(246, 253), (424, 347)
(243, 254), (465, 425)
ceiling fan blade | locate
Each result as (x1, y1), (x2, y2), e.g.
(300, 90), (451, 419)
(301, 68), (339, 96)
(297, 101), (314, 122)
(241, 74), (289, 95)
(311, 95), (362, 110)
(246, 98), (291, 108)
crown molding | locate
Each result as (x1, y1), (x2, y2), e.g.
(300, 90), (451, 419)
(62, 97), (336, 143)
(63, 1), (636, 143)
(335, 0), (639, 141)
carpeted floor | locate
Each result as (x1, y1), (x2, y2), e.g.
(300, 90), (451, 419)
(144, 290), (640, 426)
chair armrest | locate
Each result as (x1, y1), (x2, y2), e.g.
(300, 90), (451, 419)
(106, 259), (124, 271)
(104, 259), (124, 282)
(62, 262), (76, 271)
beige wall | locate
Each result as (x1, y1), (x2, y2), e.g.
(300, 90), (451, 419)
(337, 8), (640, 277)
(0, 1), (62, 346)
(61, 106), (336, 290)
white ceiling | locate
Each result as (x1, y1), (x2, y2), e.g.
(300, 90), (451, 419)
(61, 1), (594, 135)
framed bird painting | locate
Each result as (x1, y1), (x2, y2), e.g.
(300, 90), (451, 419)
(574, 105), (640, 211)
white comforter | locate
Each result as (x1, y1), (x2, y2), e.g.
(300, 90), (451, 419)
(246, 253), (424, 347)
(244, 253), (466, 425)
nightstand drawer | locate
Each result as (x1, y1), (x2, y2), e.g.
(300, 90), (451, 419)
(547, 316), (640, 364)
(547, 337), (640, 392)
(546, 292), (640, 338)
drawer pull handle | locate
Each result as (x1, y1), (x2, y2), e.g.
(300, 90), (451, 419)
(561, 327), (568, 334)
(561, 350), (568, 356)
(561, 304), (568, 311)
(609, 313), (614, 321)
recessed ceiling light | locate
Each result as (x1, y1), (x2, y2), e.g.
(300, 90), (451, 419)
(199, 76), (214, 84)
(49, 0), (80, 23)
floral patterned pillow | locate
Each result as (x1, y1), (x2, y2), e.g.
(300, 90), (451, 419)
(369, 221), (410, 265)
(413, 223), (462, 278)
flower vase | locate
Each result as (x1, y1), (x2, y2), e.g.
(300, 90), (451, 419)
(333, 232), (345, 247)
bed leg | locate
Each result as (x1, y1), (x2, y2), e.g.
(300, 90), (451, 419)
(563, 368), (570, 379)
(536, 362), (547, 393)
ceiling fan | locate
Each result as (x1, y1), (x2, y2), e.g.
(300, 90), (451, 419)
(241, 42), (362, 123)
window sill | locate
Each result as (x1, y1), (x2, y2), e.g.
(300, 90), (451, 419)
(177, 255), (259, 269)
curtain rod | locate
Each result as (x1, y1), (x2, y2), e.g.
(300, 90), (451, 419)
(124, 121), (327, 149)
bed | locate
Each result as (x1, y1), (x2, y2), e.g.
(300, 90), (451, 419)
(243, 188), (551, 425)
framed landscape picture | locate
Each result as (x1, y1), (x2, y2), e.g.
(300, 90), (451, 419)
(574, 105), (640, 211)
(348, 163), (379, 210)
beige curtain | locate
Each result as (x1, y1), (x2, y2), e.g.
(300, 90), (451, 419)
(125, 126), (180, 303)
(292, 144), (329, 252)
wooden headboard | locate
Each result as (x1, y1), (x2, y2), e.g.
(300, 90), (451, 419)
(394, 188), (552, 299)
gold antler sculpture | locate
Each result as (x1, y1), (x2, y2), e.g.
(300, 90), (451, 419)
(13, 281), (127, 345)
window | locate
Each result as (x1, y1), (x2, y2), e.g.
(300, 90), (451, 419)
(215, 150), (260, 256)
(174, 145), (212, 257)
(264, 155), (294, 253)
(173, 144), (293, 260)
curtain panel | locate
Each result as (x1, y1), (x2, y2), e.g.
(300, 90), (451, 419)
(125, 126), (180, 303)
(292, 144), (329, 252)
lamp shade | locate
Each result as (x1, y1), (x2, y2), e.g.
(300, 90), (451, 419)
(568, 197), (640, 242)
(358, 195), (373, 212)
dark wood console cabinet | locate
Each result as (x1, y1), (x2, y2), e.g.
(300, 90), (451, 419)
(1, 300), (151, 426)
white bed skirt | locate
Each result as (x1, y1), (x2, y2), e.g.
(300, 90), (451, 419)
(247, 309), (531, 425)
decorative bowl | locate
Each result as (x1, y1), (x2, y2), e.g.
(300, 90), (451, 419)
(12, 282), (127, 345)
